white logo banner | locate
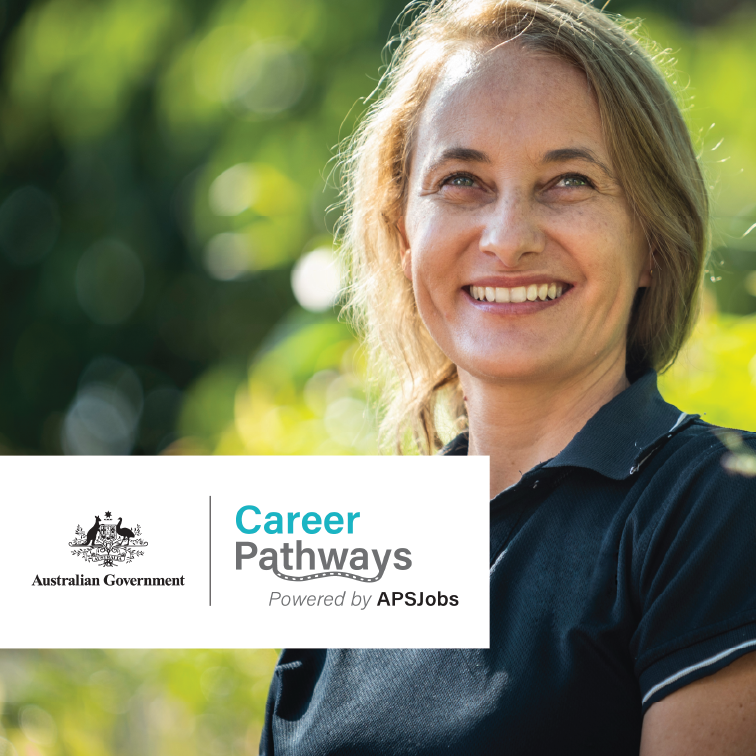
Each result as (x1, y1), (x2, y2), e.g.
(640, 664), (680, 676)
(0, 456), (489, 648)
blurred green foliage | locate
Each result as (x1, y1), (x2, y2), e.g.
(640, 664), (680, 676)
(659, 294), (756, 428)
(0, 649), (279, 755)
(2, 0), (756, 753)
(0, 0), (406, 455)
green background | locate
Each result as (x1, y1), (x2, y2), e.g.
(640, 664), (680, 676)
(2, 0), (756, 752)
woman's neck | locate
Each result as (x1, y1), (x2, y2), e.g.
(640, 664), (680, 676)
(461, 355), (630, 498)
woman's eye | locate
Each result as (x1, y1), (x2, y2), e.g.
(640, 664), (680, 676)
(443, 174), (476, 188)
(556, 174), (591, 188)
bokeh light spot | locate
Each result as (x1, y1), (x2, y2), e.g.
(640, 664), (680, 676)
(19, 705), (57, 746)
(76, 238), (145, 324)
(208, 163), (300, 219)
(62, 386), (138, 455)
(231, 41), (307, 116)
(0, 737), (18, 756)
(88, 669), (133, 714)
(291, 247), (340, 312)
(62, 358), (143, 455)
(324, 396), (368, 447)
(204, 233), (253, 280)
(208, 164), (257, 216)
(303, 369), (339, 416)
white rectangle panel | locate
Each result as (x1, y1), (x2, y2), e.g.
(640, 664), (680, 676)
(0, 456), (489, 648)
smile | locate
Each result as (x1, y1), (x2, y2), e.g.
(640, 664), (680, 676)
(469, 283), (568, 303)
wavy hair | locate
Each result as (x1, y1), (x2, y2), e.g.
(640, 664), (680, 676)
(337, 0), (709, 453)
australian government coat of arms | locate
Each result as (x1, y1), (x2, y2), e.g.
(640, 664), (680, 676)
(69, 512), (148, 567)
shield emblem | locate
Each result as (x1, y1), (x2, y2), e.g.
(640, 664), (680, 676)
(100, 523), (117, 543)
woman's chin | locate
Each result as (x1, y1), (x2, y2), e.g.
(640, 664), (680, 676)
(456, 352), (571, 386)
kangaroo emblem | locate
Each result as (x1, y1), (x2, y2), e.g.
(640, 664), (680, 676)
(84, 516), (101, 547)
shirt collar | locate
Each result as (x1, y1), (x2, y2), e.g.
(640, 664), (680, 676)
(440, 371), (698, 481)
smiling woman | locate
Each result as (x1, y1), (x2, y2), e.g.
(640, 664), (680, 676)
(260, 1), (756, 754)
(340, 0), (706, 460)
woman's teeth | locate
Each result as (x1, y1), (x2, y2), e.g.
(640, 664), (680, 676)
(470, 283), (564, 303)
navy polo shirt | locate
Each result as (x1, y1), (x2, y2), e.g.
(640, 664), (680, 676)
(261, 372), (756, 755)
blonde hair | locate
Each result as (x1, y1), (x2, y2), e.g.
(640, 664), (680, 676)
(338, 0), (709, 454)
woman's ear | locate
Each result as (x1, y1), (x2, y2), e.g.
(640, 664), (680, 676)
(397, 216), (413, 281)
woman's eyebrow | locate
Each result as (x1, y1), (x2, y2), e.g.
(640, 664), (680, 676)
(541, 147), (614, 179)
(425, 147), (491, 174)
(423, 145), (615, 181)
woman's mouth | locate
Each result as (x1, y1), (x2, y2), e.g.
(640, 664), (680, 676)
(468, 283), (569, 303)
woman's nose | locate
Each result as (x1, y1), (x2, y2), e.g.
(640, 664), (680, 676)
(478, 192), (546, 267)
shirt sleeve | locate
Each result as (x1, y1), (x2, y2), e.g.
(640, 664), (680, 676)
(630, 438), (756, 714)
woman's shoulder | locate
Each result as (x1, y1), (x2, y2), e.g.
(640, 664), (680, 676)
(626, 415), (756, 542)
(628, 416), (756, 711)
(647, 415), (756, 486)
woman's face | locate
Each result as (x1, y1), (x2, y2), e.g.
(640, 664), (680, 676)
(399, 45), (651, 386)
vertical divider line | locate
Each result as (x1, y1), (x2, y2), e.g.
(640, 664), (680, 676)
(209, 495), (212, 607)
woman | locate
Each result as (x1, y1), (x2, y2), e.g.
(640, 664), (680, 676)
(261, 0), (756, 753)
